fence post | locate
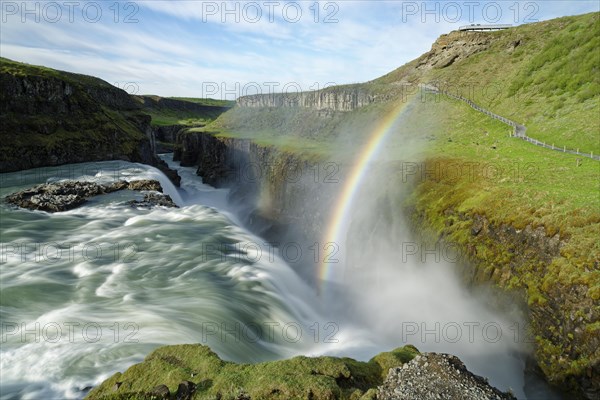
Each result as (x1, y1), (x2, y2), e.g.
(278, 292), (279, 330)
(577, 148), (579, 154)
(564, 146), (566, 152)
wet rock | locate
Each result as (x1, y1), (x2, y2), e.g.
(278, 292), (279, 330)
(155, 157), (182, 186)
(378, 353), (516, 400)
(124, 179), (162, 191)
(5, 181), (104, 212)
(129, 193), (177, 208)
(5, 179), (168, 212)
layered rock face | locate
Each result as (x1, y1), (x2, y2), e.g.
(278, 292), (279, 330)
(237, 86), (387, 111)
(153, 124), (187, 145)
(0, 59), (156, 172)
(173, 131), (333, 251)
(416, 30), (497, 70)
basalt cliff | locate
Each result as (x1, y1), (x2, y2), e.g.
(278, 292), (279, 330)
(0, 58), (156, 172)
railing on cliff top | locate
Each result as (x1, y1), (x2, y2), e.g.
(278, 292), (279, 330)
(458, 24), (513, 31)
(422, 84), (600, 161)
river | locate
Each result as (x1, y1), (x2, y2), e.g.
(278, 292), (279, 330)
(0, 155), (561, 399)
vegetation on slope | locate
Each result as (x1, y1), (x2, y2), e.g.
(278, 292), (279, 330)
(193, 12), (599, 396)
(377, 12), (600, 154)
(193, 99), (405, 160)
(136, 95), (233, 127)
(0, 58), (153, 172)
(402, 94), (599, 385)
(86, 344), (418, 400)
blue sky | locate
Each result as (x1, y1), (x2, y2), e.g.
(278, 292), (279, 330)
(1, 1), (598, 98)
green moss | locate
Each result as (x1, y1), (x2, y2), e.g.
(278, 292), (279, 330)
(86, 344), (419, 400)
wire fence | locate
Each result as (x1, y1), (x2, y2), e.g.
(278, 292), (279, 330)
(423, 84), (600, 161)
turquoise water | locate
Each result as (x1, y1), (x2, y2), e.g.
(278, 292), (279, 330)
(0, 156), (562, 399)
(0, 159), (326, 399)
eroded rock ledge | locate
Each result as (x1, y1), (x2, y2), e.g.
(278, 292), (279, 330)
(85, 344), (515, 400)
(379, 353), (515, 400)
(5, 179), (176, 212)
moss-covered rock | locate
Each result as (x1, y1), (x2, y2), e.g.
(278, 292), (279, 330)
(86, 344), (422, 400)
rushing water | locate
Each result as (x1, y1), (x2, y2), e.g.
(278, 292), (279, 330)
(0, 159), (329, 399)
(0, 156), (561, 399)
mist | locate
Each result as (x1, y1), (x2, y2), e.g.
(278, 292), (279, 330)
(306, 96), (532, 398)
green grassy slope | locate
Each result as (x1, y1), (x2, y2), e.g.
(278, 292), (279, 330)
(0, 58), (153, 172)
(377, 12), (600, 154)
(405, 93), (599, 393)
(136, 95), (233, 127)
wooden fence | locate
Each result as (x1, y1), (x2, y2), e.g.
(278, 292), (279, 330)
(422, 84), (599, 161)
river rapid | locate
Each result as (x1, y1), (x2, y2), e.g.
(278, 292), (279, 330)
(0, 155), (561, 399)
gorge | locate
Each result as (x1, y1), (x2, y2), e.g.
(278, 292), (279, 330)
(1, 10), (599, 400)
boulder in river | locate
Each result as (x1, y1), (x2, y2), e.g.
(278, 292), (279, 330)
(5, 179), (177, 212)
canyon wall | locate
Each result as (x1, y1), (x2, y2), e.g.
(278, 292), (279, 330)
(173, 129), (343, 282)
(174, 128), (597, 399)
(236, 85), (396, 112)
(0, 59), (156, 172)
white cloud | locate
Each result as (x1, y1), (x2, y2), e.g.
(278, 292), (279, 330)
(1, 1), (598, 97)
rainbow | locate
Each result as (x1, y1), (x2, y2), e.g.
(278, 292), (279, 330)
(318, 99), (411, 288)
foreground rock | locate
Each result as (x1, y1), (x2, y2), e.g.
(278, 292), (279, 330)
(379, 353), (516, 400)
(5, 179), (176, 212)
(85, 344), (513, 400)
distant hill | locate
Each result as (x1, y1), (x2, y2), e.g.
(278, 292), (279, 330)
(135, 95), (233, 127)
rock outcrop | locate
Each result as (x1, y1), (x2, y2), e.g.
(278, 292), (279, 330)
(416, 30), (497, 71)
(86, 344), (514, 400)
(0, 58), (155, 172)
(5, 179), (176, 212)
(379, 353), (516, 400)
(236, 85), (395, 112)
(153, 124), (187, 146)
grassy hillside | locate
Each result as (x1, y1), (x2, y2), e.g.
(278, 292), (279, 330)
(376, 12), (600, 154)
(136, 95), (233, 126)
(200, 100), (401, 159)
(0, 58), (154, 172)
(403, 92), (600, 394)
(169, 97), (234, 107)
